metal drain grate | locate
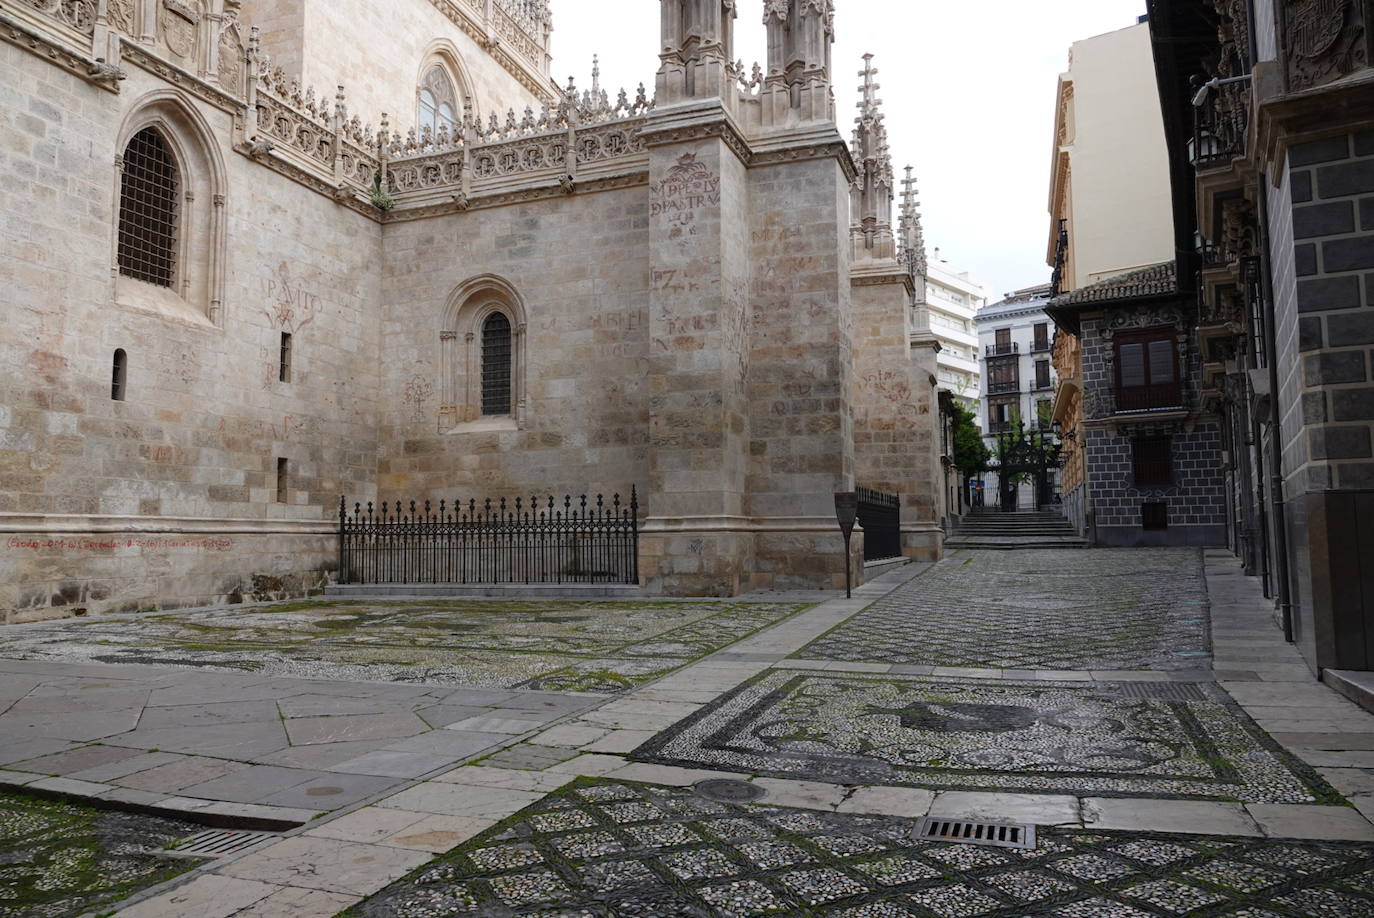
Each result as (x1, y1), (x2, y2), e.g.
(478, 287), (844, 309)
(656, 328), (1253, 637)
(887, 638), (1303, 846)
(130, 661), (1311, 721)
(1112, 682), (1207, 702)
(694, 779), (767, 804)
(171, 830), (278, 858)
(912, 817), (1036, 850)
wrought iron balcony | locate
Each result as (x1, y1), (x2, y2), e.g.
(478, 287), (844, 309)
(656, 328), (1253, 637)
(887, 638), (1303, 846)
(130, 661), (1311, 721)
(988, 380), (1021, 395)
(1115, 382), (1184, 413)
(1050, 219), (1069, 297)
(1030, 338), (1052, 353)
(1190, 74), (1249, 171)
(985, 342), (1019, 357)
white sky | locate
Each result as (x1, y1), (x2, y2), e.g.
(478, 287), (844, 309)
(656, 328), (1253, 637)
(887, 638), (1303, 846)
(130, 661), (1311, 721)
(548, 0), (1148, 303)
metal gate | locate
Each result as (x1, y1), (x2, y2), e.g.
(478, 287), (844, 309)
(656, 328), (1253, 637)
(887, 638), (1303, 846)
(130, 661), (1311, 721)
(338, 490), (639, 585)
(857, 486), (901, 561)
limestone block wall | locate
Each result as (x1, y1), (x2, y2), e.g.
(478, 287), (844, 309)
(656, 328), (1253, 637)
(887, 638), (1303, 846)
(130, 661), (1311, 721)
(375, 186), (652, 505)
(746, 157), (858, 588)
(241, 0), (549, 133)
(851, 275), (942, 559)
(0, 47), (382, 621)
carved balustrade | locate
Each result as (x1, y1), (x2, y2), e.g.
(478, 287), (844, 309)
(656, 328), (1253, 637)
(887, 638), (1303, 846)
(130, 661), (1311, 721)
(384, 85), (654, 203)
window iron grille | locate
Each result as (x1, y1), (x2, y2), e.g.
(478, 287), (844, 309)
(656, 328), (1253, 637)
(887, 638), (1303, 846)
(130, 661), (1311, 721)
(118, 128), (179, 288)
(279, 332), (292, 383)
(482, 312), (513, 416)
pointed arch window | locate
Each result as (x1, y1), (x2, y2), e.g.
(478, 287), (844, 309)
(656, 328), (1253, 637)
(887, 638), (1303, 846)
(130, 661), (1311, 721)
(418, 65), (458, 137)
(118, 127), (180, 288)
(481, 312), (513, 416)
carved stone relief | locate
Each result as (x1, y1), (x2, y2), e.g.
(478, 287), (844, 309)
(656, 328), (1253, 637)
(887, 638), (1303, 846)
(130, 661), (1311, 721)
(161, 0), (201, 61)
(218, 24), (244, 95)
(105, 0), (135, 34)
(1285, 0), (1368, 92)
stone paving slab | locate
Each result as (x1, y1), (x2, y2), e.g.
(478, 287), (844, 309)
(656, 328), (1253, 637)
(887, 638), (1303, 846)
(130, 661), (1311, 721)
(0, 660), (598, 826)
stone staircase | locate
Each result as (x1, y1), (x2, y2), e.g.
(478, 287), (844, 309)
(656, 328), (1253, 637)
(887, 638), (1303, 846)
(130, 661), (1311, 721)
(946, 508), (1089, 550)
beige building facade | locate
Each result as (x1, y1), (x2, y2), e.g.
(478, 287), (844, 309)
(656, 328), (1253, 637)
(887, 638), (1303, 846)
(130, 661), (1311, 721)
(0, 0), (941, 621)
(1047, 20), (1175, 291)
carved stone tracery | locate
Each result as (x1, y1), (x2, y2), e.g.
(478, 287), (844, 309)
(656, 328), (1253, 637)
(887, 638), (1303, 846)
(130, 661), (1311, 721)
(1284, 0), (1369, 91)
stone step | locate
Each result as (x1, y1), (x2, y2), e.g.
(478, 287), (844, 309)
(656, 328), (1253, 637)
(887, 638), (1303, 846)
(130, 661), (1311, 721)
(945, 537), (1089, 550)
(1325, 669), (1374, 717)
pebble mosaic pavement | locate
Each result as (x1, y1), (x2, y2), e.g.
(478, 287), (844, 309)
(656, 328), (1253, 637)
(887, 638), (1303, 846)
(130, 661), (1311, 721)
(629, 672), (1341, 804)
(346, 778), (1374, 917)
(0, 790), (204, 917)
(795, 549), (1211, 671)
(0, 600), (808, 694)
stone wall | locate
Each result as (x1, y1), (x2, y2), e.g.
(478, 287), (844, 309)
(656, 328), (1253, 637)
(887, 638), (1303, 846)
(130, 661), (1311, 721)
(375, 185), (651, 506)
(241, 0), (549, 131)
(1270, 133), (1374, 671)
(0, 40), (382, 621)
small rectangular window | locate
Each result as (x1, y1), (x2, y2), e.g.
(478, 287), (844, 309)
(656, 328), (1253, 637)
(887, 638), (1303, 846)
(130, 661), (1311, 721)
(1142, 501), (1168, 530)
(112, 349), (127, 401)
(276, 457), (289, 503)
(1033, 322), (1049, 350)
(279, 332), (292, 383)
(1133, 437), (1173, 485)
(1035, 359), (1051, 389)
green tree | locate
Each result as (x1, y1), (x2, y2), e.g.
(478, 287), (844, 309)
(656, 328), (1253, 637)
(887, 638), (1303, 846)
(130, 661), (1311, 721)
(952, 405), (990, 477)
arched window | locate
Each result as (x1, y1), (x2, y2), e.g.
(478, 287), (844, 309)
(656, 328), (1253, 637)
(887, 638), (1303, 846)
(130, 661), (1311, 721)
(117, 127), (179, 288)
(418, 65), (458, 137)
(111, 349), (127, 401)
(481, 312), (513, 416)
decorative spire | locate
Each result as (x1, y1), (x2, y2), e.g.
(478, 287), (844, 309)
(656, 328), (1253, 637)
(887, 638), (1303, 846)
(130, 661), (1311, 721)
(851, 54), (894, 254)
(591, 54), (601, 97)
(899, 165), (928, 277)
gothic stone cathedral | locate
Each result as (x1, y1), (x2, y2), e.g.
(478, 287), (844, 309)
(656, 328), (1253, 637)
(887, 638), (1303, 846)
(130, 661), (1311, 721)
(0, 0), (943, 621)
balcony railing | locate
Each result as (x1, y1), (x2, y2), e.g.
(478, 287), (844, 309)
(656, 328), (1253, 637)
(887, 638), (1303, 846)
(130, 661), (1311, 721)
(1190, 75), (1249, 171)
(1115, 383), (1184, 413)
(988, 380), (1020, 395)
(985, 342), (1019, 357)
(1032, 378), (1054, 391)
(1031, 338), (1052, 353)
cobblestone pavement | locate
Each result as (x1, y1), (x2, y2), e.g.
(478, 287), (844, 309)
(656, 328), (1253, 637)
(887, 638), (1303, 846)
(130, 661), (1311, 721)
(794, 549), (1210, 671)
(0, 599), (807, 693)
(630, 672), (1340, 804)
(345, 778), (1374, 917)
(5, 553), (1371, 917)
(0, 790), (203, 918)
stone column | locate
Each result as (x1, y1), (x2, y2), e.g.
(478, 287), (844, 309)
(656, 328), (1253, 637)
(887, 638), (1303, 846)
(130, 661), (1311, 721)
(639, 110), (753, 595)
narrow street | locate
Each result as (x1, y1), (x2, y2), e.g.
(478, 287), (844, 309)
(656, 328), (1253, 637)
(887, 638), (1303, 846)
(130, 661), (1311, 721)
(4, 548), (1372, 916)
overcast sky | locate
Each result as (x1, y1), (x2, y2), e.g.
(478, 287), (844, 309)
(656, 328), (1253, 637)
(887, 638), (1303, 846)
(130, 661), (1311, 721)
(549, 0), (1148, 303)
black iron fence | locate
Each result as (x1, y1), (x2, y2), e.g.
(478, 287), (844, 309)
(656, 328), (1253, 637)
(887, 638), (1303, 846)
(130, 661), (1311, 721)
(857, 486), (901, 562)
(338, 490), (639, 585)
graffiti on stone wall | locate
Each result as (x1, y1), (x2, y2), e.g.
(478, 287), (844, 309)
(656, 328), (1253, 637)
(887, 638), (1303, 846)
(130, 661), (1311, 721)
(260, 262), (325, 388)
(404, 375), (434, 423)
(7, 537), (234, 552)
(651, 153), (720, 245)
(859, 369), (925, 430)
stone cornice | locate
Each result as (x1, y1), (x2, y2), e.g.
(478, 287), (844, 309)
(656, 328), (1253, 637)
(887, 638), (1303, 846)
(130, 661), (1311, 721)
(0, 13), (120, 93)
(1253, 63), (1374, 181)
(122, 41), (245, 115)
(382, 171), (650, 223)
(642, 102), (857, 182)
(851, 269), (915, 293)
(234, 141), (380, 221)
(640, 104), (754, 168)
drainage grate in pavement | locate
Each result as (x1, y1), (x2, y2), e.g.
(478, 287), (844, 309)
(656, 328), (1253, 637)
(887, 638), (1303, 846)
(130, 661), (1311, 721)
(170, 830), (278, 858)
(694, 778), (767, 803)
(912, 817), (1036, 850)
(1110, 681), (1208, 702)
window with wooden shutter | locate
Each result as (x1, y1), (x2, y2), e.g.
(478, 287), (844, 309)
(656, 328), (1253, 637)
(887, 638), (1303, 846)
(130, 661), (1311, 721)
(1115, 328), (1181, 411)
